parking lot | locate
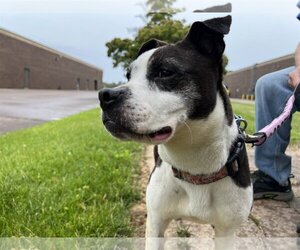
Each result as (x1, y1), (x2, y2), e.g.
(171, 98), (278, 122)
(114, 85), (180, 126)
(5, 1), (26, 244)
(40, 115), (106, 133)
(0, 89), (99, 134)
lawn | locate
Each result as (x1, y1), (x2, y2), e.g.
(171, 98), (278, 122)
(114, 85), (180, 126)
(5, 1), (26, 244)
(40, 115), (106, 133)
(0, 109), (143, 237)
(0, 102), (299, 238)
(232, 101), (300, 144)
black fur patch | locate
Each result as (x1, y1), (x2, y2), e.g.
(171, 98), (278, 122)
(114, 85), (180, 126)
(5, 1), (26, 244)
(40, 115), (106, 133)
(147, 44), (218, 120)
(153, 145), (162, 167)
(226, 137), (251, 188)
(145, 15), (232, 121)
(148, 145), (162, 183)
(219, 84), (234, 126)
(137, 39), (167, 57)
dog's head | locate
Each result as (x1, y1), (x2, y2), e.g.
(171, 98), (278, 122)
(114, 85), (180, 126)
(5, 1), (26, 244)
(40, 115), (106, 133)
(99, 16), (232, 144)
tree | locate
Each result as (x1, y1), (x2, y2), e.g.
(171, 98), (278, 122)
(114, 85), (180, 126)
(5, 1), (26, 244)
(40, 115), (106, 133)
(106, 0), (229, 75)
(145, 0), (183, 24)
(146, 0), (177, 11)
(106, 0), (188, 70)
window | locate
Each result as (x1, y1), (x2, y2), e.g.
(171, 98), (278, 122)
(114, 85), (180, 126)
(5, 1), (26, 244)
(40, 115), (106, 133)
(24, 68), (31, 88)
(76, 78), (80, 90)
(94, 80), (98, 90)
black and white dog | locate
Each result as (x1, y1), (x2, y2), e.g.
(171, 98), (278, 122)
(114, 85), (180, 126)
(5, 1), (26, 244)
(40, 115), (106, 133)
(99, 15), (252, 242)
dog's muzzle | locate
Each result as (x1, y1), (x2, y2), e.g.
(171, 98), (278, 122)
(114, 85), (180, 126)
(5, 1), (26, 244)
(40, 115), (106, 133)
(98, 87), (129, 111)
(98, 87), (173, 143)
(98, 87), (133, 138)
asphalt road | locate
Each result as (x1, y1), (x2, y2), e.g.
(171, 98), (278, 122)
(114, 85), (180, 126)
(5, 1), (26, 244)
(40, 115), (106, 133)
(0, 89), (99, 135)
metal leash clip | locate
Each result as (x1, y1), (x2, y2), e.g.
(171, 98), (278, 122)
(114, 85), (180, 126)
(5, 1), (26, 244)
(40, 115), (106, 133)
(234, 83), (300, 147)
(243, 132), (266, 146)
(234, 115), (266, 146)
(234, 115), (248, 132)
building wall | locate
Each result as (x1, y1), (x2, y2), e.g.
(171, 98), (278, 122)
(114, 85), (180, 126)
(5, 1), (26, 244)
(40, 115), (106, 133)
(0, 30), (103, 90)
(224, 55), (294, 98)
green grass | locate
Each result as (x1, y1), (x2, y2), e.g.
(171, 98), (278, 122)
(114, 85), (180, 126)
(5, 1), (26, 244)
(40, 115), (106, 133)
(0, 109), (143, 237)
(232, 101), (300, 144)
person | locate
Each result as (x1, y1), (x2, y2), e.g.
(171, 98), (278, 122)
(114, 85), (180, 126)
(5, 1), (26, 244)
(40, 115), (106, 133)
(252, 1), (300, 201)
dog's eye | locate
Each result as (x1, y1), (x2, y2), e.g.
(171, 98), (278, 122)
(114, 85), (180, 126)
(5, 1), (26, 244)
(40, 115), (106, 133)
(158, 69), (174, 78)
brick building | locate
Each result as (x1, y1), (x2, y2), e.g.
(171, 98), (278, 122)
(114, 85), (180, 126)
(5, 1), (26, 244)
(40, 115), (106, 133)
(224, 54), (294, 98)
(0, 28), (103, 90)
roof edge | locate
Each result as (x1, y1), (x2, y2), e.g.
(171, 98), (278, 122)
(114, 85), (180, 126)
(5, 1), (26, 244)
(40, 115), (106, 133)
(227, 53), (294, 75)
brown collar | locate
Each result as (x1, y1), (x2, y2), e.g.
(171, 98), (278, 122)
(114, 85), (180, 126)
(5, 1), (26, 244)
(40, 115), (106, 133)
(171, 165), (229, 185)
(170, 131), (245, 185)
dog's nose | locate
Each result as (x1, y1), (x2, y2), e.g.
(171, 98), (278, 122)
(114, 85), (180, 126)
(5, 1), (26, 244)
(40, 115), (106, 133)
(98, 88), (128, 109)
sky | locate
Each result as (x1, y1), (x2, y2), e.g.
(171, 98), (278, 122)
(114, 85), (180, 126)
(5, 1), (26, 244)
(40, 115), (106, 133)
(0, 0), (299, 84)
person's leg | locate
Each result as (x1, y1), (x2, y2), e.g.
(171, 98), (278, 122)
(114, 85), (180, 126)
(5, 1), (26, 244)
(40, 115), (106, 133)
(254, 67), (298, 201)
(295, 83), (300, 111)
(255, 67), (296, 185)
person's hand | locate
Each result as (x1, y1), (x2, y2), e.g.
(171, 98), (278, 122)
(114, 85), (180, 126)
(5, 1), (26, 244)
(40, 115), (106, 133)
(288, 66), (300, 89)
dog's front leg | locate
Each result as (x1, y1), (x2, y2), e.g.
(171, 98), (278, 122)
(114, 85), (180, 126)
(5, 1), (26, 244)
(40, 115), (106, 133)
(146, 213), (170, 237)
(145, 214), (170, 250)
(214, 227), (237, 250)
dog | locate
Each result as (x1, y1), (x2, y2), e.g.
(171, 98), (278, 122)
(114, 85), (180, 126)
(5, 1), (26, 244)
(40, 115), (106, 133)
(99, 15), (252, 246)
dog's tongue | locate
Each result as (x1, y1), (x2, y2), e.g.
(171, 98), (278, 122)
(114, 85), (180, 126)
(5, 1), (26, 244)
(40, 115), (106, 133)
(149, 127), (172, 141)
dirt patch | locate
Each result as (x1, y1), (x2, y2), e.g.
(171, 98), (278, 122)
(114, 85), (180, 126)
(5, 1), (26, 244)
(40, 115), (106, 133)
(130, 147), (152, 237)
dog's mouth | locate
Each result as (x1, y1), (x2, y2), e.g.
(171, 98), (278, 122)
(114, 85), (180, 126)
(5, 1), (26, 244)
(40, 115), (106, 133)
(104, 118), (172, 143)
(148, 126), (172, 142)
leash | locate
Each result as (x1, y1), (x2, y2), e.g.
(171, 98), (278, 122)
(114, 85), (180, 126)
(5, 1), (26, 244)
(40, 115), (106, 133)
(238, 83), (300, 146)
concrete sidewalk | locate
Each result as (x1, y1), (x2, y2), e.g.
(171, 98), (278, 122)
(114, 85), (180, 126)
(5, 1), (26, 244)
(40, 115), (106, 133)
(0, 89), (99, 134)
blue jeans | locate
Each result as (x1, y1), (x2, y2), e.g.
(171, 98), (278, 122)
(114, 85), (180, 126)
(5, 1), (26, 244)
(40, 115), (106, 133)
(255, 67), (300, 185)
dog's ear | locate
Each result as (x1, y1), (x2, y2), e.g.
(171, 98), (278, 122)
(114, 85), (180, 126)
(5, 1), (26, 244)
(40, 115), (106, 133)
(202, 15), (232, 35)
(183, 15), (232, 59)
(137, 39), (167, 57)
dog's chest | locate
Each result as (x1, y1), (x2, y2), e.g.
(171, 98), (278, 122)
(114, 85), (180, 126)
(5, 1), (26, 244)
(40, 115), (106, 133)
(147, 155), (253, 226)
(147, 161), (224, 221)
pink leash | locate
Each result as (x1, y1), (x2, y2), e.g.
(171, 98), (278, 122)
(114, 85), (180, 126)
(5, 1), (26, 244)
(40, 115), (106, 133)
(239, 83), (300, 146)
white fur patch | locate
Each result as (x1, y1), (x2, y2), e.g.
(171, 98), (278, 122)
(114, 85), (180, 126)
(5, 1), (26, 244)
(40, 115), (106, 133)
(159, 94), (238, 174)
(122, 49), (188, 138)
(146, 94), (252, 239)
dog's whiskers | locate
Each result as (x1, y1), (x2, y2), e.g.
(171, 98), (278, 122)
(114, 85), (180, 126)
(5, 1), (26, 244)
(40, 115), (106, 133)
(183, 121), (194, 144)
